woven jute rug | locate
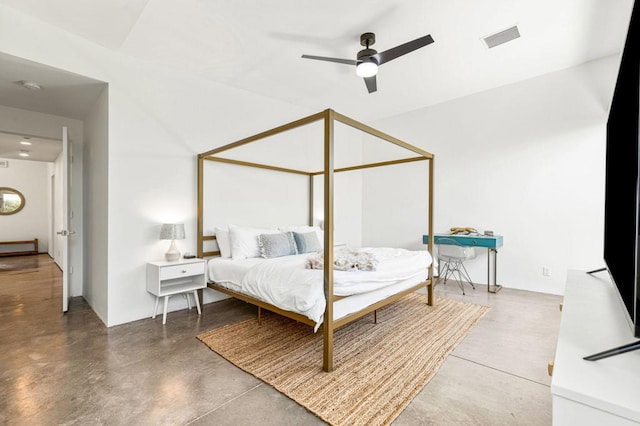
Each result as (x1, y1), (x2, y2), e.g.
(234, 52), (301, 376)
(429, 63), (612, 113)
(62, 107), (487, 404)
(197, 293), (490, 426)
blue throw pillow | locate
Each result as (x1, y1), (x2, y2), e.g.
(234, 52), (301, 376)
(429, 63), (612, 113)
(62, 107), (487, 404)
(293, 231), (322, 254)
(258, 232), (298, 259)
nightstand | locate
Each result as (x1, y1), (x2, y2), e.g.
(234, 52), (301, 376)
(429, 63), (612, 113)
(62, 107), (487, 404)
(146, 258), (206, 324)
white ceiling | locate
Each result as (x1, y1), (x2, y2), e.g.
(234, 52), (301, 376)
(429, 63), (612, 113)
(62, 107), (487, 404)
(0, 52), (107, 120)
(0, 52), (106, 161)
(0, 0), (634, 160)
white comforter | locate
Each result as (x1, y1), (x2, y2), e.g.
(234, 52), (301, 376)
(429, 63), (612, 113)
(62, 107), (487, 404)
(231, 247), (431, 329)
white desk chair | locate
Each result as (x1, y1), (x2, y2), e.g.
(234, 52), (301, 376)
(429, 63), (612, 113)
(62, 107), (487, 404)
(436, 237), (476, 295)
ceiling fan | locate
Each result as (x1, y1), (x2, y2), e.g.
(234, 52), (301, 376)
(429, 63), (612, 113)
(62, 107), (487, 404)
(301, 32), (434, 94)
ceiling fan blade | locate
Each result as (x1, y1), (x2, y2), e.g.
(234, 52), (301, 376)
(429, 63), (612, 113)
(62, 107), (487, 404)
(375, 34), (434, 65)
(301, 54), (358, 66)
(364, 75), (377, 93)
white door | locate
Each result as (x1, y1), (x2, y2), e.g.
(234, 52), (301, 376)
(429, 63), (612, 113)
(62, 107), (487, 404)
(59, 126), (71, 312)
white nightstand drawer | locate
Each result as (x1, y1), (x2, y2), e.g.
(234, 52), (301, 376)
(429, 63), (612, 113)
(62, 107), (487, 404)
(160, 262), (203, 280)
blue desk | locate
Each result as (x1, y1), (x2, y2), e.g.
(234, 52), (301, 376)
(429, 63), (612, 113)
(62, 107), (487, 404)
(423, 233), (504, 293)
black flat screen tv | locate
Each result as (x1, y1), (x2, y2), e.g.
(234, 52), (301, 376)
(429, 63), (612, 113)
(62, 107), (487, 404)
(585, 0), (640, 360)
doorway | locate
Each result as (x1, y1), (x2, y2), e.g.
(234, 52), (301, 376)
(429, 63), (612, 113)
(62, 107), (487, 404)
(0, 130), (65, 308)
(0, 51), (108, 319)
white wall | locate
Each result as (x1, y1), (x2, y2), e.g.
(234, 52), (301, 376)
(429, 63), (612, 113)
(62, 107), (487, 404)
(204, 161), (309, 229)
(361, 160), (430, 250)
(0, 158), (50, 252)
(312, 172), (363, 247)
(103, 57), (315, 325)
(364, 55), (620, 295)
(82, 87), (109, 323)
(202, 118), (363, 248)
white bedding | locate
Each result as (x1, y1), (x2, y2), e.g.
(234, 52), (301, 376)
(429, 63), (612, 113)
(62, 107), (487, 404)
(207, 247), (432, 329)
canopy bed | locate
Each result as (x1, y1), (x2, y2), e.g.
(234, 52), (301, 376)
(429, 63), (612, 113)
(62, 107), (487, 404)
(197, 108), (435, 372)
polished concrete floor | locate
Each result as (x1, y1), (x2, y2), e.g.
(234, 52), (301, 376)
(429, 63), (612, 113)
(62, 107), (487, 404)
(0, 254), (562, 425)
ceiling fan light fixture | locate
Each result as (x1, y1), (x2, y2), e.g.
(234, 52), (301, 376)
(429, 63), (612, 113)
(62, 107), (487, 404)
(356, 61), (378, 78)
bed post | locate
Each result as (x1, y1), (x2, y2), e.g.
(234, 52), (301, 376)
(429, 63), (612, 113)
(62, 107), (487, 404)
(323, 109), (335, 372)
(427, 154), (435, 306)
(197, 155), (204, 259)
(308, 175), (314, 226)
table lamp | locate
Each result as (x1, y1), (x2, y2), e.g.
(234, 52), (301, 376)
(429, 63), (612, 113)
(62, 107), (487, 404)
(160, 223), (185, 261)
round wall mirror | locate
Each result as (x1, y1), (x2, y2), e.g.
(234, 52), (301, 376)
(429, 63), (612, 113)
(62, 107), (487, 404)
(0, 187), (25, 215)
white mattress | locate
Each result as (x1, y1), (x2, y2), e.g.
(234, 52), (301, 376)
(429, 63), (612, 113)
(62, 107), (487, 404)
(207, 248), (432, 330)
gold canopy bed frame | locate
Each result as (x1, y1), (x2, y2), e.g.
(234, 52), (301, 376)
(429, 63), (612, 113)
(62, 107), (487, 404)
(197, 108), (435, 372)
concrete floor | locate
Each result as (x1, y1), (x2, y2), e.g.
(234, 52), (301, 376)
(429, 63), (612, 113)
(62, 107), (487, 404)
(0, 254), (562, 425)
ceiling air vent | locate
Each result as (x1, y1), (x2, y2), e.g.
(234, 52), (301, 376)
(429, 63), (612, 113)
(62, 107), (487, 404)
(0, 160), (8, 168)
(482, 25), (520, 49)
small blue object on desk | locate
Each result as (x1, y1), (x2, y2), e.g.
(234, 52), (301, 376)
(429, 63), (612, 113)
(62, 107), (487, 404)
(423, 233), (504, 293)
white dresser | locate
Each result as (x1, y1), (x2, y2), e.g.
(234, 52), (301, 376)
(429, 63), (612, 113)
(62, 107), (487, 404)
(551, 270), (640, 425)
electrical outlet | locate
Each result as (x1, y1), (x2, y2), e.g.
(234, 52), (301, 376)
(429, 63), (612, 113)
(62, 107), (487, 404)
(543, 267), (550, 277)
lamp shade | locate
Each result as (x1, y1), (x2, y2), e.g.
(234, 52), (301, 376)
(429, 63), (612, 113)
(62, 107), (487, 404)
(160, 223), (185, 240)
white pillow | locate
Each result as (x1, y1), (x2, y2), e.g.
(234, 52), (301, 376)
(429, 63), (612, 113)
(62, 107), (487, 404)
(229, 224), (280, 260)
(279, 225), (324, 248)
(214, 226), (231, 258)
